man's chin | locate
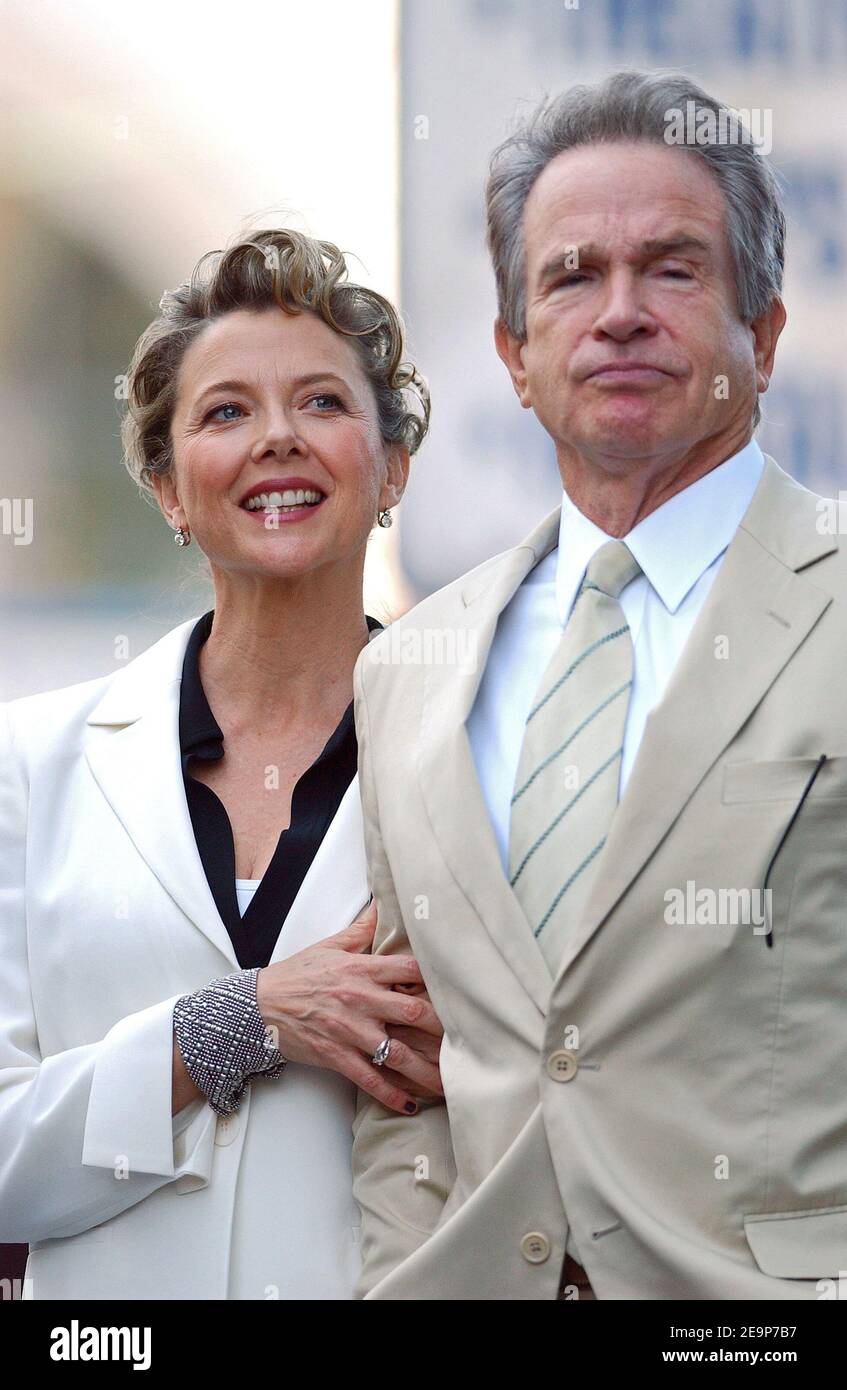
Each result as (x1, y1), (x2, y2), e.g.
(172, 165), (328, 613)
(559, 395), (674, 453)
(570, 425), (674, 463)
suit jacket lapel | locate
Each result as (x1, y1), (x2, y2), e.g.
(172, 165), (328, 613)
(418, 507), (562, 1016)
(85, 619), (240, 967)
(554, 454), (838, 979)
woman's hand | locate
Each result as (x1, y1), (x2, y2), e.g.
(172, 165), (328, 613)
(255, 902), (444, 1115)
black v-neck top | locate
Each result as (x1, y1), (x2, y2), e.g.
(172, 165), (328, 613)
(178, 609), (382, 970)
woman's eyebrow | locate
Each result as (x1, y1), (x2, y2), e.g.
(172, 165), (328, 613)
(290, 372), (351, 389)
(192, 378), (252, 408)
(192, 371), (350, 407)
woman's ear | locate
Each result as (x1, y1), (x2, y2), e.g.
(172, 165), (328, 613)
(379, 443), (411, 511)
(152, 469), (186, 531)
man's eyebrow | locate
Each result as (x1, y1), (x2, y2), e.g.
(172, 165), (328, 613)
(191, 371), (350, 407)
(638, 236), (712, 258)
(536, 235), (712, 283)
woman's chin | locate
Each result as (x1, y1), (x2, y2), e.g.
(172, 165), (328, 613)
(208, 537), (331, 582)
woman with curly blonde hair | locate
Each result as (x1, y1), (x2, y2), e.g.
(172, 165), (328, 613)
(0, 229), (441, 1299)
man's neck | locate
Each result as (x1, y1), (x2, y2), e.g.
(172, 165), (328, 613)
(557, 431), (754, 536)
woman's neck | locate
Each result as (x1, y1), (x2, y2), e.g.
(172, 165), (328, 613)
(198, 569), (371, 735)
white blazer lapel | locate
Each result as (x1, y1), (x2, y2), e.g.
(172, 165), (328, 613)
(85, 618), (239, 968)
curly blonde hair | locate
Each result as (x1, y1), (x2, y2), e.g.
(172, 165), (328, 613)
(121, 228), (430, 498)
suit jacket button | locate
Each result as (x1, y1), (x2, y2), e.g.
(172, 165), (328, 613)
(521, 1232), (551, 1264)
(214, 1113), (240, 1146)
(546, 1049), (578, 1081)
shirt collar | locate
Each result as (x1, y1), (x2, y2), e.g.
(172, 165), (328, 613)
(178, 609), (384, 765)
(554, 438), (766, 625)
(179, 610), (220, 765)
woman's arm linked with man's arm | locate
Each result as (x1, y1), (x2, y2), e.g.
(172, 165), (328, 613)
(349, 658), (458, 1298)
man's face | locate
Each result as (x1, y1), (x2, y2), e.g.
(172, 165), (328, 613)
(501, 140), (776, 470)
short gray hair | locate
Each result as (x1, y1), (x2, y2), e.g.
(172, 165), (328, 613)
(485, 70), (786, 428)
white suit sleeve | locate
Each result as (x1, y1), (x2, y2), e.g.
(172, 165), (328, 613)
(0, 702), (216, 1243)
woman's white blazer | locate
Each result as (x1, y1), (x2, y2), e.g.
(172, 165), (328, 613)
(0, 616), (370, 1299)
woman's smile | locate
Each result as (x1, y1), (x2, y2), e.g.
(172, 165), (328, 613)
(239, 476), (328, 524)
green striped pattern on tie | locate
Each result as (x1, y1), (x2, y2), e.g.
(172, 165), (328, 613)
(508, 539), (641, 970)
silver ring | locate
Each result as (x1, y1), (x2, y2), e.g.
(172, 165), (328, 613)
(371, 1037), (392, 1067)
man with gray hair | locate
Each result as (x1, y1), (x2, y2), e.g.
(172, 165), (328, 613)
(351, 70), (846, 1299)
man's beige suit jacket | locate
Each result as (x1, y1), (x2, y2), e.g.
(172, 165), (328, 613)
(351, 455), (847, 1300)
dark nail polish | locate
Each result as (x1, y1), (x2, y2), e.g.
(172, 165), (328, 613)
(404, 1101), (417, 1114)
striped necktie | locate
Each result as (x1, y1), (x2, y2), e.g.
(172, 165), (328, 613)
(508, 539), (642, 971)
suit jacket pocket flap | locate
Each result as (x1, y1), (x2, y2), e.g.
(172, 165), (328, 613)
(723, 756), (847, 804)
(744, 1205), (847, 1277)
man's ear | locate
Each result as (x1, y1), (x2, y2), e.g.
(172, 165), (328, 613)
(379, 443), (411, 511)
(752, 296), (787, 395)
(494, 318), (532, 408)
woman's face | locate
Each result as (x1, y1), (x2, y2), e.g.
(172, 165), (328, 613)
(157, 305), (407, 582)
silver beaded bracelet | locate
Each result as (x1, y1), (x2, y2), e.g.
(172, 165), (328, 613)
(172, 967), (287, 1116)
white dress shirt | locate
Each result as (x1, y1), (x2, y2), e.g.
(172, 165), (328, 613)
(466, 438), (765, 1269)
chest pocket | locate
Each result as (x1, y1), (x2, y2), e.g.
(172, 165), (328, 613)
(722, 755), (847, 804)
